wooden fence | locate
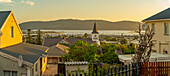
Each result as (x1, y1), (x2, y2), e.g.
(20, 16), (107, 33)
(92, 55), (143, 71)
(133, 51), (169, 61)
(142, 62), (170, 76)
(58, 62), (170, 76)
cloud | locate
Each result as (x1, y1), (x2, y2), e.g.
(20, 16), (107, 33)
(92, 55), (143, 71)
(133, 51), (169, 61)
(0, 0), (14, 3)
(21, 0), (35, 6)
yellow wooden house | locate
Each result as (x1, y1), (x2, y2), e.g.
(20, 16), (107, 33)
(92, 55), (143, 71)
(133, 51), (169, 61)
(0, 11), (48, 76)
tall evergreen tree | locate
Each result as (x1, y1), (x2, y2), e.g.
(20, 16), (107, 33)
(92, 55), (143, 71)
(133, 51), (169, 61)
(83, 33), (88, 39)
(26, 29), (32, 43)
(36, 29), (42, 45)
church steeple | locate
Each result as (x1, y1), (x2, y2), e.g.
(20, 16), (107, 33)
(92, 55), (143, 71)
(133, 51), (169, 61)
(91, 23), (100, 45)
(92, 23), (99, 34)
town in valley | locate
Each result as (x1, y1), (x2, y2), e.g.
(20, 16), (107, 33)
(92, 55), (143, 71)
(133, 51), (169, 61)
(0, 0), (170, 76)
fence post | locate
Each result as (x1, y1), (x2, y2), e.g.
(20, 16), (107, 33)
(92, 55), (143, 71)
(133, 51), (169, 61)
(125, 65), (127, 76)
(96, 70), (97, 76)
(111, 67), (112, 76)
(114, 67), (117, 76)
(108, 68), (110, 76)
(84, 72), (86, 76)
(138, 62), (142, 76)
(122, 65), (124, 76)
(136, 63), (138, 76)
(104, 69), (105, 76)
(118, 67), (120, 76)
(89, 70), (90, 76)
(100, 70), (101, 76)
(129, 64), (131, 76)
(76, 72), (78, 76)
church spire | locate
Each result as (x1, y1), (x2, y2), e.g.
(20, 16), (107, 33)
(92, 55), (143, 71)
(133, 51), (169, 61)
(92, 23), (99, 34)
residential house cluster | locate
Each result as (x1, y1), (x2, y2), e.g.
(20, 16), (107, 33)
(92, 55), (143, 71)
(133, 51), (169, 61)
(0, 11), (48, 76)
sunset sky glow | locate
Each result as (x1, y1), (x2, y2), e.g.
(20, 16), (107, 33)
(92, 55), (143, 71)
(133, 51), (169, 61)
(0, 0), (170, 23)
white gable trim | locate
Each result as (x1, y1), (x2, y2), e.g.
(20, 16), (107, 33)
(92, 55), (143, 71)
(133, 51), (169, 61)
(0, 51), (33, 67)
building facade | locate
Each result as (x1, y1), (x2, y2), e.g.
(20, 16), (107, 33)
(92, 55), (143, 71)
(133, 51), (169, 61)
(0, 11), (48, 76)
(143, 8), (170, 55)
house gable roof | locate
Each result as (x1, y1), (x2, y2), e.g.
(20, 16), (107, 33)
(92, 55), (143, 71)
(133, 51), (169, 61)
(142, 8), (170, 22)
(0, 43), (48, 64)
(65, 38), (95, 45)
(0, 11), (11, 28)
(47, 45), (67, 57)
(43, 38), (95, 47)
(43, 38), (63, 47)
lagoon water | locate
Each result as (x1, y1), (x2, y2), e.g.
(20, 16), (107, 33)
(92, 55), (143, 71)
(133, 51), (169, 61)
(48, 30), (138, 35)
(23, 29), (138, 36)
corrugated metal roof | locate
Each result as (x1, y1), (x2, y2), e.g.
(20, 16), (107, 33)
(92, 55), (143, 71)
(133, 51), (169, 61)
(142, 8), (170, 22)
(0, 11), (11, 28)
(0, 43), (48, 64)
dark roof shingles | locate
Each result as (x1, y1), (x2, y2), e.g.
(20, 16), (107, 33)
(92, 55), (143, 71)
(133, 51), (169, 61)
(43, 38), (94, 46)
(65, 38), (94, 45)
(47, 45), (66, 57)
(0, 11), (11, 28)
(0, 43), (48, 64)
(143, 8), (170, 21)
(43, 38), (62, 47)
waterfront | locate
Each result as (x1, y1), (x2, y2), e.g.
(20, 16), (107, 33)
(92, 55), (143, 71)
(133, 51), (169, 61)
(22, 30), (138, 36)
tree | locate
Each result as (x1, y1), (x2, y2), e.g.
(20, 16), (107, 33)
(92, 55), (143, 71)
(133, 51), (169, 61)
(120, 38), (128, 44)
(63, 40), (97, 62)
(106, 36), (112, 41)
(26, 29), (32, 43)
(83, 33), (88, 39)
(123, 43), (135, 54)
(99, 51), (119, 64)
(101, 42), (116, 54)
(112, 37), (118, 41)
(132, 23), (154, 62)
(22, 36), (26, 42)
(36, 29), (42, 45)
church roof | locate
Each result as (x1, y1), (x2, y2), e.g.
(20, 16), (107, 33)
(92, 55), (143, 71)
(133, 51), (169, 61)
(92, 23), (99, 34)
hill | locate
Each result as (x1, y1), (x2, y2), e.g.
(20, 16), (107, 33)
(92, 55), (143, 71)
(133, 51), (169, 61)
(19, 19), (139, 30)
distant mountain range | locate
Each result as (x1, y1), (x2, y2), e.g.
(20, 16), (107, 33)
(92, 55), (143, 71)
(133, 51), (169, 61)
(19, 19), (140, 30)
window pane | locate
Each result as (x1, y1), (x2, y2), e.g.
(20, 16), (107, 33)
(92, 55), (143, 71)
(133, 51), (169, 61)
(11, 26), (14, 38)
(12, 71), (17, 76)
(35, 63), (38, 72)
(164, 23), (169, 34)
(152, 23), (155, 33)
(4, 71), (10, 76)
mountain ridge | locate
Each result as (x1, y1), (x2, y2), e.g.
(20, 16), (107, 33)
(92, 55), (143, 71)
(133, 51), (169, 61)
(19, 19), (139, 30)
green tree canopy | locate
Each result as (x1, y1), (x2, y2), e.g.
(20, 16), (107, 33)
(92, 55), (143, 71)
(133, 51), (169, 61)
(99, 51), (119, 64)
(83, 33), (88, 39)
(120, 38), (128, 44)
(63, 40), (97, 62)
(112, 37), (118, 41)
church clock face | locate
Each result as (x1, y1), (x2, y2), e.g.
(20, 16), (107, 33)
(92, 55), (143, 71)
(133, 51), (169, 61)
(92, 34), (99, 41)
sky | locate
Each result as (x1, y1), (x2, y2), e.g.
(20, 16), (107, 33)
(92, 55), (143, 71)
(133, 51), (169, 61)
(0, 0), (170, 23)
